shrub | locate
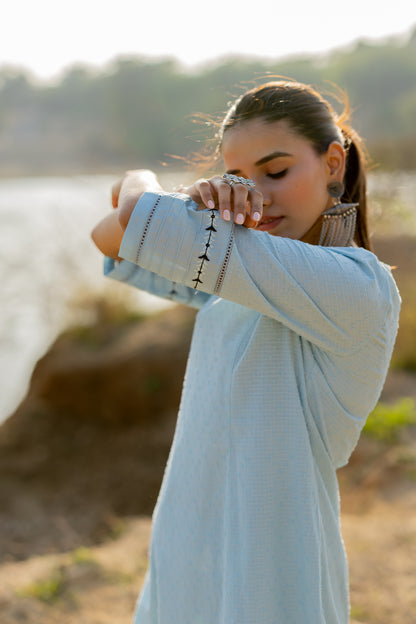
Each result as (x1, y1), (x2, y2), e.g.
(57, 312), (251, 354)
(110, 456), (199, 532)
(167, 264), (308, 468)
(363, 398), (416, 442)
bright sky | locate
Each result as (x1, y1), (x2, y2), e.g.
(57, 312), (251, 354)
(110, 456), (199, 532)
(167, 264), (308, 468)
(3, 1), (415, 81)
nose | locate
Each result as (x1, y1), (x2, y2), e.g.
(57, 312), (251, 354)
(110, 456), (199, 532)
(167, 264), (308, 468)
(253, 180), (272, 208)
(262, 192), (272, 208)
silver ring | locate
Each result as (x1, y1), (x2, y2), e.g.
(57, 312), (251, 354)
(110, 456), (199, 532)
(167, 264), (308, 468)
(222, 173), (255, 188)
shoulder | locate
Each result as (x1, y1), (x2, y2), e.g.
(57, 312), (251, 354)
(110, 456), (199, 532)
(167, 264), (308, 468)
(328, 246), (401, 352)
(279, 241), (401, 347)
(333, 246), (400, 303)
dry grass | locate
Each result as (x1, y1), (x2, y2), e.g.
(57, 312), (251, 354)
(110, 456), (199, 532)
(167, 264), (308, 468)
(0, 504), (415, 624)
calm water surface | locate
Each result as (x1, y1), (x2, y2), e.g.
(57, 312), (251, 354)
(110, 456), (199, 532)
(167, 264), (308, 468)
(0, 172), (185, 423)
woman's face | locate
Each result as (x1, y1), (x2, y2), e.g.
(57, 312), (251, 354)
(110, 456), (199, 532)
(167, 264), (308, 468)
(221, 118), (343, 242)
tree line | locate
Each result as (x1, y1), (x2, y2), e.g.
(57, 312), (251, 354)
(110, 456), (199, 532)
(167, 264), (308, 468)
(1, 27), (415, 175)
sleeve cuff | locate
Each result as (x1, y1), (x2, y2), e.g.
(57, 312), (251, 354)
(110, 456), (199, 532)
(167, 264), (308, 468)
(103, 255), (138, 282)
(118, 191), (235, 294)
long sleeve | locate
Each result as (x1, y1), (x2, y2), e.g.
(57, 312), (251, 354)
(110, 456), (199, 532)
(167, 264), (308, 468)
(118, 191), (401, 356)
(103, 256), (212, 310)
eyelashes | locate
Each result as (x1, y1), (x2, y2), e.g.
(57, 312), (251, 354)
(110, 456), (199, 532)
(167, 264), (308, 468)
(268, 169), (288, 180)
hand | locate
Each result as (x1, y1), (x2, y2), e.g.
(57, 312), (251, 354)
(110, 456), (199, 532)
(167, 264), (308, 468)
(91, 169), (163, 259)
(183, 175), (263, 228)
(112, 170), (163, 229)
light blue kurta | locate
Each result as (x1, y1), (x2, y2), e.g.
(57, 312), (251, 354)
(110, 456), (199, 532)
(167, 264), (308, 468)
(104, 192), (400, 624)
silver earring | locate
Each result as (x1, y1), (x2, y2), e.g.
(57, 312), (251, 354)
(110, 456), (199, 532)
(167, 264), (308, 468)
(319, 181), (358, 247)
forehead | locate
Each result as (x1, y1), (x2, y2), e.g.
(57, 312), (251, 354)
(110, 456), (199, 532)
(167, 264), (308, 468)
(221, 118), (312, 166)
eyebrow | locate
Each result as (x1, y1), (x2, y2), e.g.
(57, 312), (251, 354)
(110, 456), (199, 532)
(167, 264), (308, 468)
(226, 150), (293, 174)
(255, 150), (293, 167)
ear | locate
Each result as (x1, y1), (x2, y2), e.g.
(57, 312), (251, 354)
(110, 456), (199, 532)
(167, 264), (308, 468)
(325, 141), (346, 183)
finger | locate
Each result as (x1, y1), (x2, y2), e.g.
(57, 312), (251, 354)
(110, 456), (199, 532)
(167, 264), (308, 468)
(217, 181), (232, 221)
(183, 178), (214, 207)
(198, 179), (217, 210)
(244, 206), (267, 229)
(248, 189), (263, 223)
(231, 184), (249, 225)
(243, 213), (258, 229)
(111, 178), (123, 208)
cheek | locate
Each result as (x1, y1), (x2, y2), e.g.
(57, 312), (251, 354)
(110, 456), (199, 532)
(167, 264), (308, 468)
(290, 164), (327, 210)
(280, 176), (317, 209)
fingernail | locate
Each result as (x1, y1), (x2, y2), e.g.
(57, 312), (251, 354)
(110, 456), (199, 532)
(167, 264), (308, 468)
(252, 212), (261, 222)
(223, 209), (231, 221)
(207, 200), (215, 209)
(236, 214), (245, 225)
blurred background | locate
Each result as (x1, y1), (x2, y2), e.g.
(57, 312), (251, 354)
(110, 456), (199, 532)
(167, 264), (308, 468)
(0, 2), (415, 623)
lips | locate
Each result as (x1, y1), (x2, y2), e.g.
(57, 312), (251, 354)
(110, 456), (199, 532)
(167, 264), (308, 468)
(256, 216), (284, 232)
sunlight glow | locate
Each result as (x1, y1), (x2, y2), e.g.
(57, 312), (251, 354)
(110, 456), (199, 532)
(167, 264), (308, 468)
(1, 1), (415, 81)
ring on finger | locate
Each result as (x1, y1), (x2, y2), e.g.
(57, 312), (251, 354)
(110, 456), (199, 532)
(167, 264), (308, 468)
(222, 173), (255, 188)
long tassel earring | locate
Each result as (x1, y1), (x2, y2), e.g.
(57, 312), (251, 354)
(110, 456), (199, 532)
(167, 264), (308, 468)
(319, 180), (358, 247)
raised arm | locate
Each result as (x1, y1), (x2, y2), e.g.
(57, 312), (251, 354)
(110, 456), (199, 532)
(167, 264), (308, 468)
(118, 190), (400, 356)
(92, 170), (212, 310)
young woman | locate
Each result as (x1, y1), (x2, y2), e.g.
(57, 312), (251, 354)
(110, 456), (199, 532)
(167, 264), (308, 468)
(92, 81), (400, 624)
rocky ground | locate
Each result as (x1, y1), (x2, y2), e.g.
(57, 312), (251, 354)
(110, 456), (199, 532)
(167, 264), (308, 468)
(0, 235), (415, 623)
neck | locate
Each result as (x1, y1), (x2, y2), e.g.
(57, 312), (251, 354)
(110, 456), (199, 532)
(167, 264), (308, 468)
(300, 215), (324, 245)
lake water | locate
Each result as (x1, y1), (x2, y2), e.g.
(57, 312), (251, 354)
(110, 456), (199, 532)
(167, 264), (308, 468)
(0, 171), (415, 423)
(0, 172), (188, 423)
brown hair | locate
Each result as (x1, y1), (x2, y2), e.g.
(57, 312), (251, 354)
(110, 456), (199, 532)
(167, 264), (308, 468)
(216, 81), (372, 250)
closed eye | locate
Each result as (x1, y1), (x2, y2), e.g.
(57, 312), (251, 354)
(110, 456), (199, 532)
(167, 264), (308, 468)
(268, 169), (288, 180)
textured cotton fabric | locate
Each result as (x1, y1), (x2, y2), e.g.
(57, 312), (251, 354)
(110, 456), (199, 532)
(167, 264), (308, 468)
(104, 192), (400, 624)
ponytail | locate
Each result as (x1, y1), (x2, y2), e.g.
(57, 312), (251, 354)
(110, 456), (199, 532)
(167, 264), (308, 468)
(340, 127), (372, 251)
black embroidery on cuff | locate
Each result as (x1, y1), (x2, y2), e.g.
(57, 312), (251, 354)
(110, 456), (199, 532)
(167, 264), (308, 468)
(214, 226), (234, 294)
(135, 196), (162, 264)
(192, 209), (217, 289)
(168, 282), (178, 298)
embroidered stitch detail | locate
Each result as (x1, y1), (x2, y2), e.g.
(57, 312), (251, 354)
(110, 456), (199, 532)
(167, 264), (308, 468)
(135, 196), (162, 264)
(168, 282), (178, 298)
(192, 209), (217, 289)
(214, 226), (234, 294)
